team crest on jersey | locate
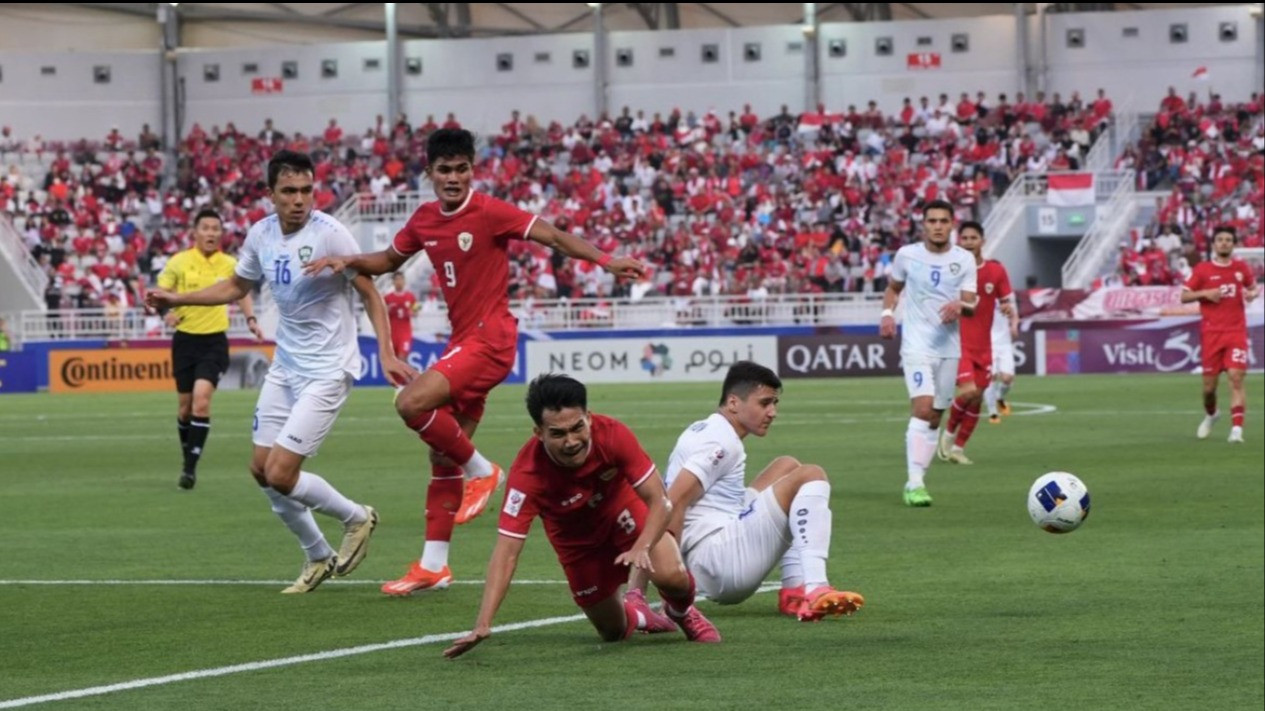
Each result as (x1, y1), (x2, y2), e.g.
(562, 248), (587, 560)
(504, 488), (525, 516)
(458, 232), (474, 252)
(949, 263), (961, 275)
(599, 468), (618, 481)
(298, 246), (314, 264)
(985, 283), (995, 294)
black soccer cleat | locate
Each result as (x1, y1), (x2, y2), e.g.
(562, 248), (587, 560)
(177, 471), (197, 490)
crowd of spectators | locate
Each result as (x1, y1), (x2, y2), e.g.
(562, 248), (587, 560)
(0, 89), (1116, 312)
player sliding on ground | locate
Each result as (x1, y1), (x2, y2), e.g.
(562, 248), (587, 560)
(630, 361), (864, 621)
(304, 129), (645, 596)
(443, 374), (719, 659)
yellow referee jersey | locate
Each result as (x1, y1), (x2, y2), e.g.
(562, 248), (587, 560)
(158, 248), (238, 334)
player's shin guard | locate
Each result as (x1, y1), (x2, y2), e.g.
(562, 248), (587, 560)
(424, 465), (463, 545)
(657, 571), (697, 618)
(954, 402), (982, 448)
(404, 407), (474, 465)
(790, 480), (832, 591)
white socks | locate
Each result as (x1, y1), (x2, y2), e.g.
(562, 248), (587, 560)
(779, 550), (805, 590)
(997, 381), (1012, 400)
(789, 480), (833, 592)
(288, 471), (366, 525)
(984, 383), (999, 417)
(420, 541), (450, 572)
(906, 418), (935, 489)
(463, 450), (494, 479)
(262, 487), (334, 562)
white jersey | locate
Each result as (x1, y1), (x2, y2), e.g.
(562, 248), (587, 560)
(891, 242), (978, 359)
(991, 300), (1013, 348)
(665, 413), (747, 555)
(236, 211), (361, 380)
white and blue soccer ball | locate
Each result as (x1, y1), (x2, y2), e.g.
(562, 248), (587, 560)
(1027, 472), (1091, 533)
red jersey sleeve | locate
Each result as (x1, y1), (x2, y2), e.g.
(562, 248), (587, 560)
(496, 464), (540, 540)
(995, 263), (1014, 300)
(391, 213), (424, 258)
(482, 195), (538, 244)
(1184, 264), (1206, 291)
(599, 417), (657, 489)
(1242, 262), (1258, 289)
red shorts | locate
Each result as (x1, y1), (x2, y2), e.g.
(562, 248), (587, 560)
(956, 348), (992, 390)
(1201, 331), (1249, 375)
(431, 338), (516, 422)
(392, 332), (412, 359)
(558, 498), (647, 609)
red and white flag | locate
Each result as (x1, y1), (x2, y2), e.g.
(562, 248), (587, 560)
(1191, 66), (1210, 82)
(1047, 173), (1095, 207)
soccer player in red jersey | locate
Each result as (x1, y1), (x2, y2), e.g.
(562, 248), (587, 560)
(383, 272), (418, 360)
(1181, 226), (1260, 443)
(304, 129), (646, 595)
(938, 221), (1014, 464)
(443, 374), (720, 658)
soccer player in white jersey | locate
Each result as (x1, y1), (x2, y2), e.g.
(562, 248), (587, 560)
(630, 361), (864, 622)
(984, 298), (1019, 424)
(148, 150), (415, 593)
(879, 199), (978, 507)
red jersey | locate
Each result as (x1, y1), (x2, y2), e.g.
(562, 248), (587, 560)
(497, 414), (657, 563)
(960, 259), (1012, 352)
(1185, 259), (1257, 334)
(383, 289), (417, 332)
(392, 192), (536, 348)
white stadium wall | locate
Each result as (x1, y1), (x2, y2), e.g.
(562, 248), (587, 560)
(0, 5), (1259, 141)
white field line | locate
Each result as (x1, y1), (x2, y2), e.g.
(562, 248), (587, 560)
(0, 585), (778, 709)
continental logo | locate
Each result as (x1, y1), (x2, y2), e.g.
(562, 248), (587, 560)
(50, 349), (174, 393)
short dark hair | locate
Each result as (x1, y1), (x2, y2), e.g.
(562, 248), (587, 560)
(426, 128), (476, 165)
(923, 199), (955, 219)
(192, 208), (222, 228)
(719, 361), (782, 406)
(267, 149), (315, 189)
(1211, 225), (1238, 242)
(958, 220), (984, 237)
(526, 373), (588, 426)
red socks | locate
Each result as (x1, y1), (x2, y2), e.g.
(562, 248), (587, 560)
(658, 571), (697, 617)
(947, 399), (966, 433)
(1231, 406), (1245, 428)
(954, 402), (982, 448)
(423, 465), (463, 543)
(405, 408), (474, 465)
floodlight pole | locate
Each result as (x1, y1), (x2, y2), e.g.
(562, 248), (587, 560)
(592, 3), (609, 118)
(804, 3), (820, 112)
(158, 3), (180, 184)
(386, 3), (402, 124)
(1016, 3), (1033, 98)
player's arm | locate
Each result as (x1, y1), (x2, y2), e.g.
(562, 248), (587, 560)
(615, 469), (674, 572)
(235, 292), (264, 340)
(352, 274), (417, 386)
(958, 288), (978, 317)
(443, 533), (526, 659)
(880, 279), (904, 339)
(303, 248), (407, 278)
(148, 274), (254, 310)
(1180, 285), (1221, 303)
(526, 219), (647, 280)
(662, 470), (705, 541)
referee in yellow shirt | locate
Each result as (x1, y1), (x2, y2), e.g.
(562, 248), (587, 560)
(158, 208), (263, 490)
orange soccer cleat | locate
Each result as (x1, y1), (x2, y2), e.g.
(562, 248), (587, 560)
(778, 586), (806, 617)
(796, 586), (865, 622)
(455, 465), (504, 525)
(380, 562), (453, 596)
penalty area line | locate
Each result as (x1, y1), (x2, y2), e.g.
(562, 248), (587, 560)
(0, 586), (778, 709)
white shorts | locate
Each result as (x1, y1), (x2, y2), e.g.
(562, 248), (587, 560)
(252, 362), (352, 458)
(683, 487), (791, 605)
(902, 355), (959, 411)
(992, 344), (1016, 376)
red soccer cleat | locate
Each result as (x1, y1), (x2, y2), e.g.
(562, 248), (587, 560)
(455, 465), (503, 525)
(380, 562), (453, 596)
(623, 589), (678, 636)
(667, 605), (722, 643)
(797, 586), (865, 622)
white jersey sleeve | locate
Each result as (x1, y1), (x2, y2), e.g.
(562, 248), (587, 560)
(665, 413), (746, 555)
(235, 225), (265, 282)
(897, 243), (978, 359)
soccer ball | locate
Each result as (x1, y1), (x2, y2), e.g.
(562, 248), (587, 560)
(1027, 472), (1091, 533)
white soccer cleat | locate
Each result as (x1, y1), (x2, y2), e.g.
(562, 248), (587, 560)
(936, 427), (954, 461)
(1197, 412), (1220, 440)
(947, 447), (974, 465)
(281, 556), (337, 594)
(1228, 426), (1244, 444)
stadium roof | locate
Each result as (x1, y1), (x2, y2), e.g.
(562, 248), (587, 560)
(61, 3), (1245, 39)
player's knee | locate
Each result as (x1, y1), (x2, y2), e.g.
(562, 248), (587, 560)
(249, 463), (267, 487)
(1001, 374), (1015, 386)
(794, 464), (828, 483)
(263, 462), (298, 493)
(769, 454), (801, 471)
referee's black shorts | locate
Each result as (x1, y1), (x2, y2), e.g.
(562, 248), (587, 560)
(172, 331), (230, 393)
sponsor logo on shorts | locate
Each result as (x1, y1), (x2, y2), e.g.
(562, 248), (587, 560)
(575, 585), (599, 597)
(286, 434), (304, 445)
(561, 492), (583, 507)
(504, 487), (526, 516)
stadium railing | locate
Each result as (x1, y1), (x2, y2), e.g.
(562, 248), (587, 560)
(13, 294), (886, 344)
(1061, 170), (1138, 289)
(0, 214), (49, 311)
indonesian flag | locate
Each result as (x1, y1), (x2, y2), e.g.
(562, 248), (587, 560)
(1047, 173), (1095, 207)
(1191, 66), (1210, 81)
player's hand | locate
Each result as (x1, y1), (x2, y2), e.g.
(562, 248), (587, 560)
(605, 256), (648, 281)
(246, 318), (265, 341)
(146, 288), (179, 312)
(879, 315), (897, 339)
(303, 256), (350, 276)
(443, 628), (490, 659)
(615, 546), (654, 572)
(163, 311), (181, 329)
(380, 353), (418, 387)
(1000, 301), (1015, 318)
(1204, 288), (1222, 304)
(939, 300), (964, 323)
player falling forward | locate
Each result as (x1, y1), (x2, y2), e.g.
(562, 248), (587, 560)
(983, 296), (1020, 424)
(1181, 226), (1260, 443)
(148, 150), (413, 593)
(880, 199), (978, 507)
(632, 361), (863, 622)
(384, 271), (419, 360)
(938, 221), (1014, 464)
(305, 129), (645, 596)
(443, 374), (719, 659)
